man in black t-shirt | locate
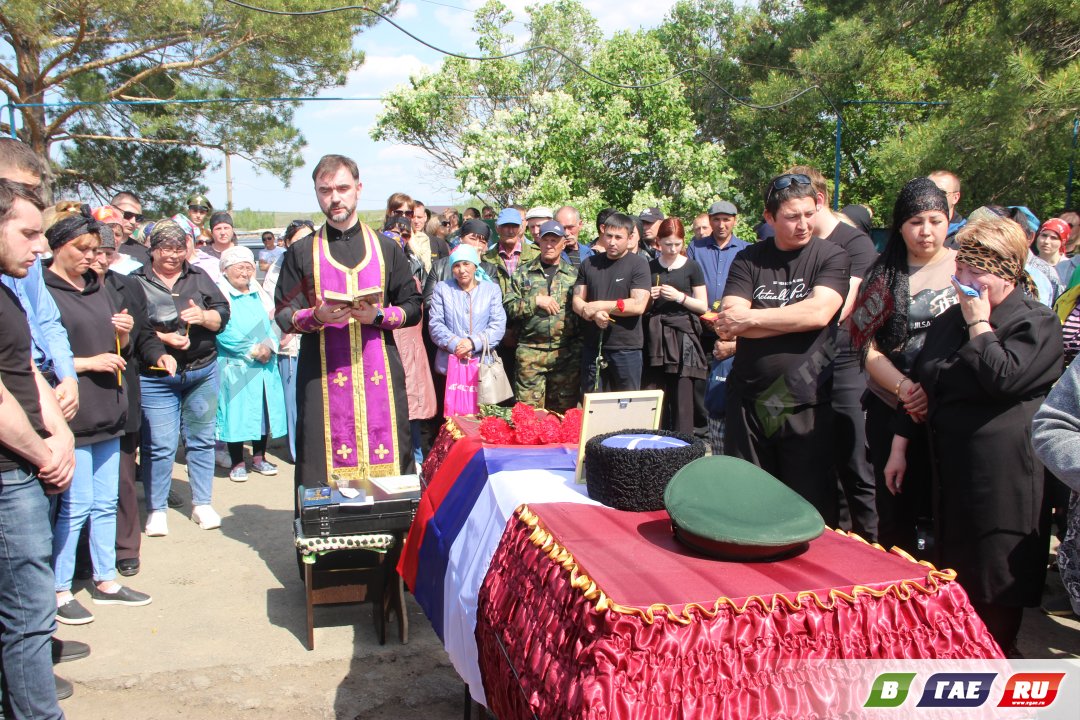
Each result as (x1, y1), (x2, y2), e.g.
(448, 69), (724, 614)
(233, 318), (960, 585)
(715, 174), (850, 525)
(0, 180), (76, 718)
(787, 165), (879, 540)
(573, 212), (651, 394)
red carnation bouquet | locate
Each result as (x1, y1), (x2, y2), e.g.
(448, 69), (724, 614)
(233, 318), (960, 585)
(478, 403), (583, 446)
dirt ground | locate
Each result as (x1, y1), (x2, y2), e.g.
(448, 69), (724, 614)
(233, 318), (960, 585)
(56, 443), (1080, 719)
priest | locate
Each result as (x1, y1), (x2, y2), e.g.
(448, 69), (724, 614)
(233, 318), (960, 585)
(274, 155), (421, 500)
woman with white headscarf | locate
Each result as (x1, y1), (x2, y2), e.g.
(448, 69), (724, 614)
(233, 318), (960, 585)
(215, 246), (287, 482)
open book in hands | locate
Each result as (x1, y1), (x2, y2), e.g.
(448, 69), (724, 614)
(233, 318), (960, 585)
(323, 287), (383, 309)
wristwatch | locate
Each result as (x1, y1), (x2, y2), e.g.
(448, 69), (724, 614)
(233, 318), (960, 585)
(373, 308), (385, 326)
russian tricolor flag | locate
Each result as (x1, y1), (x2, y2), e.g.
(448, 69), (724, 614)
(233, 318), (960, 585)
(398, 436), (597, 704)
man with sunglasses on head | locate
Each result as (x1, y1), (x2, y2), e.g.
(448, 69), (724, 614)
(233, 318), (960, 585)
(112, 191), (151, 267)
(714, 173), (850, 527)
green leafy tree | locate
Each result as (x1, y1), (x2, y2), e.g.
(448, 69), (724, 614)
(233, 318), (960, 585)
(655, 0), (1079, 221)
(0, 0), (396, 202)
(373, 0), (734, 220)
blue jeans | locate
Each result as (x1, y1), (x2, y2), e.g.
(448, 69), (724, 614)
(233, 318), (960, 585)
(278, 354), (297, 462)
(580, 345), (642, 395)
(139, 363), (219, 511)
(0, 467), (63, 719)
(52, 438), (120, 589)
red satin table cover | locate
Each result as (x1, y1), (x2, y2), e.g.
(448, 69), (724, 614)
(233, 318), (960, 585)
(476, 503), (1003, 720)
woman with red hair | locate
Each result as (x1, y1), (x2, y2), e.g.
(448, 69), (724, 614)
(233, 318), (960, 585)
(644, 218), (708, 433)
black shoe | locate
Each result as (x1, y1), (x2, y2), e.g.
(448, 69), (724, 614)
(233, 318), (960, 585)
(167, 489), (183, 508)
(51, 637), (90, 664)
(90, 585), (152, 606)
(55, 674), (73, 701)
(56, 598), (94, 625)
(117, 558), (140, 577)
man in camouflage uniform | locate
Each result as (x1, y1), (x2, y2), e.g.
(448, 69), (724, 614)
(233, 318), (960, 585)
(485, 208), (539, 379)
(504, 220), (581, 412)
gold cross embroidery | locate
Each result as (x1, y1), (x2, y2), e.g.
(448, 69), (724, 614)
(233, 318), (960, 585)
(336, 444), (353, 460)
(374, 444), (390, 460)
(332, 371), (348, 387)
(370, 370), (384, 386)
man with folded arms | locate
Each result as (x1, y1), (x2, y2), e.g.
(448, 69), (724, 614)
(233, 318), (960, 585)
(715, 174), (850, 525)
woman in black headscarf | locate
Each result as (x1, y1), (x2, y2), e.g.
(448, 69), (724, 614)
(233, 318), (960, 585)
(849, 178), (957, 554)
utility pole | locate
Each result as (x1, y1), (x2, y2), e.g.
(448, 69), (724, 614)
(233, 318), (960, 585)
(225, 149), (234, 212)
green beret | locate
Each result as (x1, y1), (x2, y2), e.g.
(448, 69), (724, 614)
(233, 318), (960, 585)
(665, 456), (824, 561)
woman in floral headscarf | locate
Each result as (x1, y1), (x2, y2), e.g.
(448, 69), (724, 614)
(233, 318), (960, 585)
(885, 216), (1063, 656)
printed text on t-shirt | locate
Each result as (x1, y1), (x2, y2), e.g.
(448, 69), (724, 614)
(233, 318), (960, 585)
(754, 279), (808, 305)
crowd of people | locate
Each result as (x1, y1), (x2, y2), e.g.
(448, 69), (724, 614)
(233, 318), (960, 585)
(2, 136), (1080, 717)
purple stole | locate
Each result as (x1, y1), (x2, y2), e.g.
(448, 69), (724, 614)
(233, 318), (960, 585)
(312, 224), (401, 486)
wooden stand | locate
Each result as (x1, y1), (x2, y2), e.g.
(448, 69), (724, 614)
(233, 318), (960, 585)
(301, 536), (408, 650)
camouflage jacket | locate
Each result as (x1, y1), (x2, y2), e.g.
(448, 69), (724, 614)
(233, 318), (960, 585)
(503, 255), (580, 349)
(484, 242), (540, 298)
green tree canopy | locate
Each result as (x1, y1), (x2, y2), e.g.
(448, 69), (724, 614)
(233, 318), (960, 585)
(656, 0), (1080, 222)
(0, 0), (396, 209)
(372, 0), (734, 220)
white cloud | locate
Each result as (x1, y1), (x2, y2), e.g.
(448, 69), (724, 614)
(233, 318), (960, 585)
(396, 2), (419, 20)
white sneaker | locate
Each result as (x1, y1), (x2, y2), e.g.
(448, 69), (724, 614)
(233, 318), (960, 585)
(191, 505), (221, 530)
(145, 510), (169, 537)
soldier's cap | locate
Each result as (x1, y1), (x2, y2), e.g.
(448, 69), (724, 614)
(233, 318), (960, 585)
(639, 207), (665, 223)
(538, 220), (566, 239)
(708, 200), (738, 217)
(187, 194), (212, 210)
(664, 456), (824, 561)
(496, 208), (522, 226)
(525, 206), (553, 221)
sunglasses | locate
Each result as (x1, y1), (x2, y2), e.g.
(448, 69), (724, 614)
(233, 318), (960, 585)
(440, 221), (451, 227)
(765, 173), (812, 207)
(390, 209), (409, 217)
(121, 210), (145, 222)
(189, 205), (209, 212)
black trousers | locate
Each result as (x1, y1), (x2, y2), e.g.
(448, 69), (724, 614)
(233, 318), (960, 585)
(864, 392), (933, 556)
(725, 394), (838, 527)
(831, 362), (878, 541)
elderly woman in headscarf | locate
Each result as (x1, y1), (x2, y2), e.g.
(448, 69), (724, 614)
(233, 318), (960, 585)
(133, 220), (230, 533)
(427, 244), (506, 417)
(214, 246), (286, 482)
(884, 216), (1064, 656)
(43, 210), (152, 621)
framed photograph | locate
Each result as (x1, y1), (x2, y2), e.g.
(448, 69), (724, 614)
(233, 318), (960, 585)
(575, 390), (664, 482)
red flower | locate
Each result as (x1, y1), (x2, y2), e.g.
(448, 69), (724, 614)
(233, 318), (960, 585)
(514, 418), (540, 445)
(560, 408), (583, 443)
(510, 402), (535, 428)
(480, 416), (514, 444)
(538, 414), (563, 444)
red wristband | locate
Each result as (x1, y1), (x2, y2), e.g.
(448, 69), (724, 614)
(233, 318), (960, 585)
(616, 298), (626, 313)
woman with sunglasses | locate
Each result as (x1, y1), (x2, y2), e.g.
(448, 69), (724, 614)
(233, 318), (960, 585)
(850, 177), (957, 555)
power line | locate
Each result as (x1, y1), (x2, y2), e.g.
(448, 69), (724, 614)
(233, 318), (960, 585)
(219, 0), (837, 114)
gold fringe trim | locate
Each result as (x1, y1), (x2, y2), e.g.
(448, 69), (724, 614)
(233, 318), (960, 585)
(444, 417), (466, 440)
(515, 504), (958, 627)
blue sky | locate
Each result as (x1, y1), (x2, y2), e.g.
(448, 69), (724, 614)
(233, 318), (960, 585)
(203, 0), (680, 214)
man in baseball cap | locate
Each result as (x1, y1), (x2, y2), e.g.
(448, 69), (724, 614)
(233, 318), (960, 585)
(504, 219), (580, 412)
(638, 207), (666, 250)
(525, 206), (553, 244)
